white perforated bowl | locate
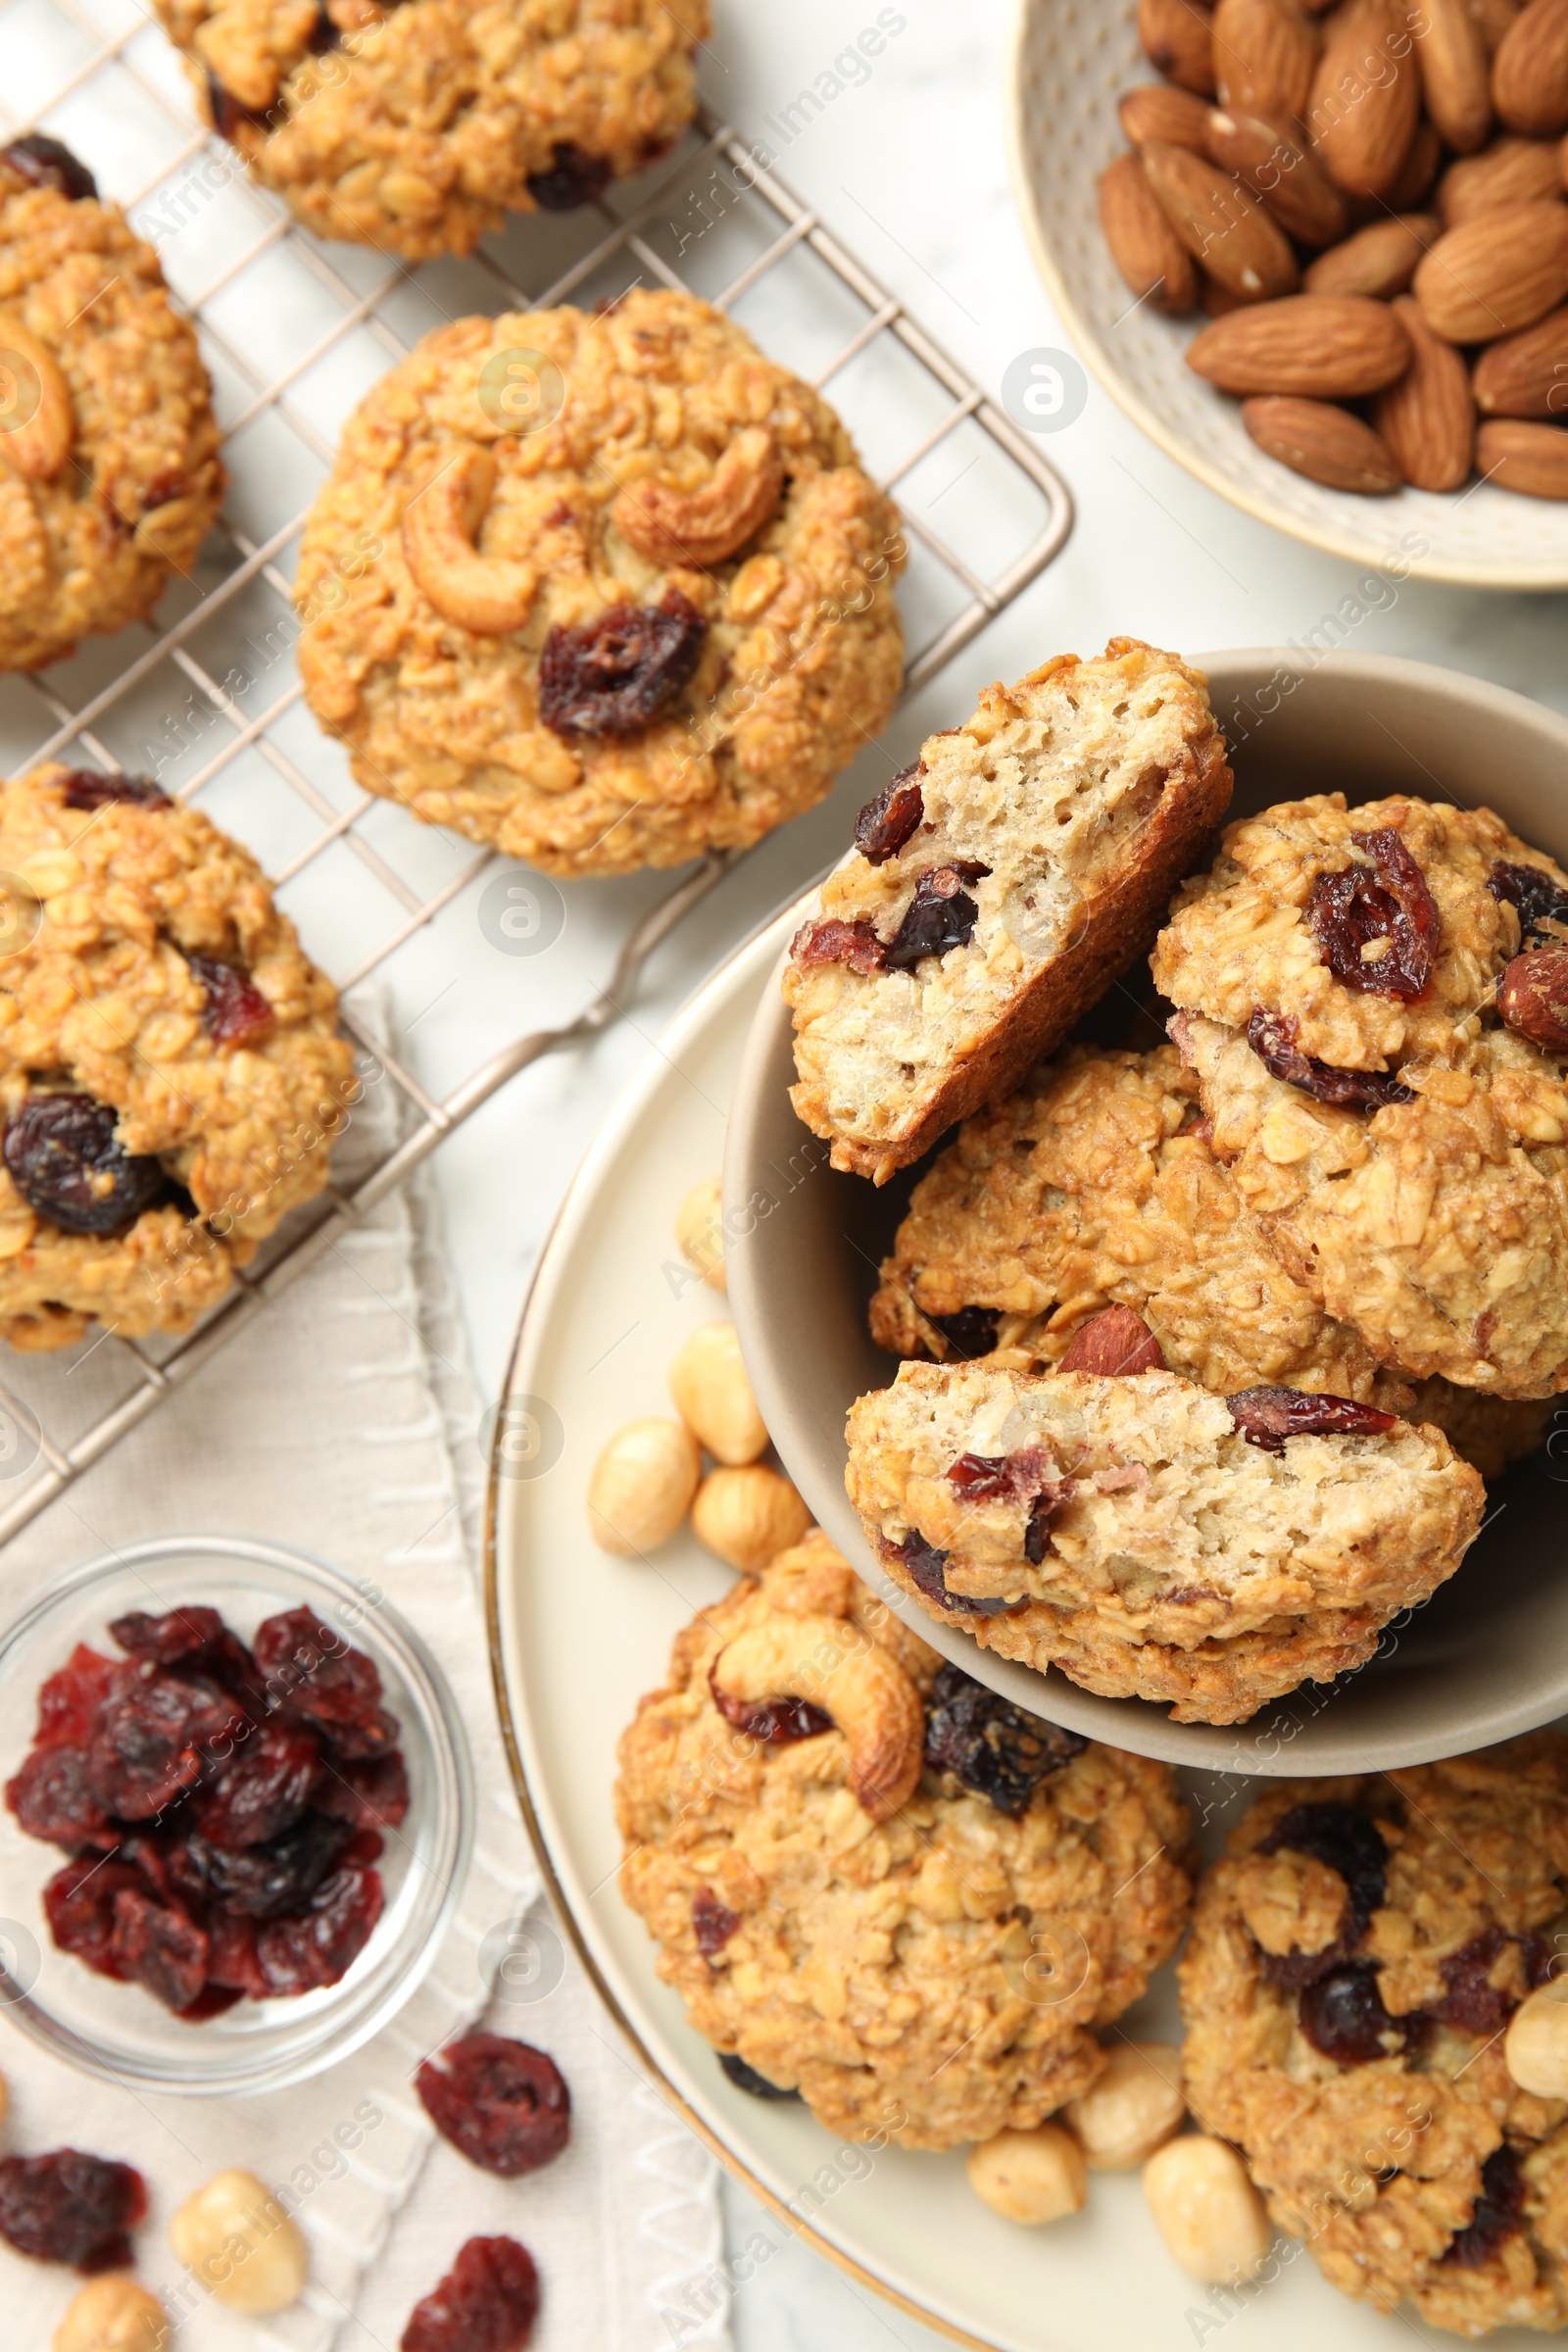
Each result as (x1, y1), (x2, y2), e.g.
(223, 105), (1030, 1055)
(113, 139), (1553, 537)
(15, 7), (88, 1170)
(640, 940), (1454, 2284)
(1006, 0), (1568, 589)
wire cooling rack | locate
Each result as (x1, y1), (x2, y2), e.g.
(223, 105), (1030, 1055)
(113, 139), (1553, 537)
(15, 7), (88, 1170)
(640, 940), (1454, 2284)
(0, 0), (1073, 1543)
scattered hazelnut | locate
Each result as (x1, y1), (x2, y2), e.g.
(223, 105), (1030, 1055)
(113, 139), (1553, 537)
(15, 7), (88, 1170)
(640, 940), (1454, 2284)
(586, 1418), (702, 1555)
(675, 1175), (727, 1291)
(53, 2278), (170, 2352)
(169, 2168), (307, 2315)
(1506, 1975), (1568, 2096)
(1497, 947), (1568, 1053)
(1143, 2135), (1271, 2282)
(1064, 2039), (1186, 2169)
(669, 1322), (768, 1464)
(966, 2123), (1088, 2225)
(692, 1464), (811, 1572)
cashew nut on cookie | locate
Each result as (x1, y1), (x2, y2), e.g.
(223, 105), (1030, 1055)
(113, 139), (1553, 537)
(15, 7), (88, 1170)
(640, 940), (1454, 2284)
(710, 1613), (923, 1822)
(401, 444), (537, 635)
(612, 425), (784, 567)
(0, 325), (74, 481)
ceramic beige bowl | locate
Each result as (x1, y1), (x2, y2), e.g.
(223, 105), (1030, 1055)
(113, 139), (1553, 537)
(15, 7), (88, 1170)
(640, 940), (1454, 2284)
(724, 649), (1568, 1772)
(1006, 0), (1568, 590)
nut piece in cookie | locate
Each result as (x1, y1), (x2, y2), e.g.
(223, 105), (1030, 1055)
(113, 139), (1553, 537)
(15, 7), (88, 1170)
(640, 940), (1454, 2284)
(845, 1351), (1484, 1725)
(613, 1526), (1192, 2150)
(1180, 1740), (1568, 2330)
(784, 641), (1233, 1184)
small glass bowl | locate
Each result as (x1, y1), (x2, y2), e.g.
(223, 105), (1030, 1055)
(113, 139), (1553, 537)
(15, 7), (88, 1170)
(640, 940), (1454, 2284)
(0, 1536), (473, 2095)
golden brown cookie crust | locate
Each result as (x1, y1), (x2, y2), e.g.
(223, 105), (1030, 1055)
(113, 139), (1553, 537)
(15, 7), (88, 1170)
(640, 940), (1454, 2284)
(295, 293), (905, 877)
(0, 161), (224, 671)
(613, 1528), (1192, 2150)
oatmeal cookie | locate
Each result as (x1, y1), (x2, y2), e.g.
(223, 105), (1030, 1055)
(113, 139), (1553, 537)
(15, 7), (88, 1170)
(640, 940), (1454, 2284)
(295, 293), (904, 877)
(157, 0), (708, 262)
(613, 1527), (1192, 2150)
(783, 641), (1232, 1184)
(0, 137), (224, 672)
(845, 1350), (1485, 1725)
(1153, 794), (1568, 1397)
(1181, 1743), (1568, 2332)
(0, 762), (356, 1349)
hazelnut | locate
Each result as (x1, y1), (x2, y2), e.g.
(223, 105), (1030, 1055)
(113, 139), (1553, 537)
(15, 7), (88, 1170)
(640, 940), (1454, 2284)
(586, 1418), (701, 1555)
(54, 2279), (170, 2351)
(1506, 1975), (1568, 2096)
(692, 1465), (812, 1573)
(169, 2168), (307, 2315)
(966, 2123), (1088, 2224)
(675, 1175), (727, 1291)
(669, 1322), (768, 1464)
(1064, 2039), (1186, 2169)
(1143, 2135), (1271, 2282)
(1058, 1304), (1166, 1377)
(1497, 947), (1568, 1053)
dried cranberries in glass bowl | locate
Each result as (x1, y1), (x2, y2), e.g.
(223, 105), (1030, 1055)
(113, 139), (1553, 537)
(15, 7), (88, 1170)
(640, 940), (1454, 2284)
(0, 1539), (471, 2094)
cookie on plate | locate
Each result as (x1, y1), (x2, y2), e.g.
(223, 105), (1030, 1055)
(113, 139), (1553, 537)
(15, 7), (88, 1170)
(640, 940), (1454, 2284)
(0, 763), (356, 1350)
(1181, 1744), (1568, 2331)
(782, 640), (1232, 1184)
(156, 0), (709, 261)
(614, 1527), (1192, 2149)
(845, 1338), (1485, 1725)
(295, 292), (905, 877)
(0, 136), (224, 672)
(1152, 793), (1568, 1398)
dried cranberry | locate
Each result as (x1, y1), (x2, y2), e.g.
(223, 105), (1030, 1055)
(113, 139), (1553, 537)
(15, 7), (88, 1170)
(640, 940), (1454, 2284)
(191, 1718), (322, 1845)
(929, 1306), (1000, 1360)
(416, 2035), (570, 2180)
(1298, 1962), (1410, 2064)
(1058, 1304), (1167, 1376)
(526, 140), (612, 209)
(315, 1749), (411, 1832)
(947, 1446), (1054, 1503)
(1261, 1801), (1388, 1931)
(5, 1745), (113, 1852)
(58, 769), (168, 810)
(1, 135), (97, 201)
(1227, 1386), (1399, 1454)
(1428, 1926), (1550, 2037)
(402, 2233), (539, 2352)
(186, 953), (274, 1048)
(1490, 860), (1568, 949)
(108, 1886), (209, 2013)
(44, 1859), (143, 1980)
(538, 590), (706, 738)
(253, 1860), (382, 1993)
(1307, 827), (1441, 1000)
(710, 1670), (833, 1744)
(251, 1606), (384, 1730)
(855, 765), (925, 864)
(87, 1672), (244, 1819)
(188, 1811), (350, 1920)
(4, 1096), (165, 1236)
(109, 1607), (225, 1664)
(693, 1888), (741, 1957)
(34, 1644), (127, 1749)
(1247, 1007), (1414, 1110)
(789, 916), (885, 974)
(0, 2151), (145, 2273)
(1444, 2144), (1526, 2269)
(318, 1704), (400, 1762)
(923, 1662), (1084, 1817)
(307, 0), (341, 51)
(882, 863), (989, 970)
(205, 1907), (267, 1996)
(719, 2052), (801, 2099)
(893, 1528), (1025, 1617)
(206, 71), (269, 140)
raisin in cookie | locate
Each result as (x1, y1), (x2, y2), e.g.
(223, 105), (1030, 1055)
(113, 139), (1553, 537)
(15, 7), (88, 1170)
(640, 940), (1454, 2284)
(1153, 794), (1568, 1398)
(783, 641), (1232, 1184)
(614, 1527), (1192, 2149)
(845, 1340), (1485, 1725)
(0, 136), (224, 673)
(295, 293), (905, 877)
(0, 763), (356, 1350)
(1181, 1744), (1568, 2332)
(157, 0), (708, 262)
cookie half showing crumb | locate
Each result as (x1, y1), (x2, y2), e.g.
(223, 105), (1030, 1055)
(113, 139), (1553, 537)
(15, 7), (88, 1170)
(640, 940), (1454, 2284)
(613, 1526), (1192, 2150)
(783, 640), (1232, 1183)
(845, 1346), (1484, 1725)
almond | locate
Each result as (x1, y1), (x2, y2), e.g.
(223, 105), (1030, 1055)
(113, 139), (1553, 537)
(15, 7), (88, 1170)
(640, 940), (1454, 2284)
(1493, 0), (1568, 134)
(1477, 414), (1568, 487)
(1308, 0), (1424, 196)
(1242, 394), (1403, 489)
(1211, 0), (1320, 118)
(1120, 84), (1214, 148)
(1058, 1306), (1166, 1377)
(1465, 0), (1524, 53)
(1412, 0), (1494, 151)
(1473, 301), (1568, 409)
(1141, 0), (1218, 93)
(1100, 153), (1200, 312)
(1438, 131), (1564, 221)
(1186, 292), (1412, 392)
(1143, 142), (1300, 296)
(1497, 946), (1568, 1045)
(1303, 210), (1440, 295)
(1385, 116), (1445, 205)
(1203, 104), (1350, 240)
(1413, 199), (1568, 338)
(1374, 295), (1477, 486)
(1201, 271), (1252, 313)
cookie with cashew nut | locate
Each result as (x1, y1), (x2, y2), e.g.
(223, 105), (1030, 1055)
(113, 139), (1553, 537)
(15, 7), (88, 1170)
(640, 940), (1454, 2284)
(0, 761), (355, 1351)
(0, 138), (224, 672)
(613, 1526), (1193, 2150)
(1180, 1740), (1568, 2331)
(294, 291), (906, 877)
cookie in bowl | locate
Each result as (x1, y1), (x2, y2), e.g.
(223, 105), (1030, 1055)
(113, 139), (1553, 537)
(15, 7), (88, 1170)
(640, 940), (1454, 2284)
(783, 640), (1232, 1183)
(1180, 1741), (1568, 2331)
(845, 1327), (1485, 1725)
(0, 763), (356, 1349)
(0, 135), (224, 671)
(295, 292), (905, 877)
(1153, 793), (1568, 1397)
(614, 1527), (1192, 2148)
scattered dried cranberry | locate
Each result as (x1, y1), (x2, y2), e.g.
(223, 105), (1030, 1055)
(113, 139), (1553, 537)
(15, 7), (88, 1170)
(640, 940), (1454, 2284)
(190, 1718), (326, 1849)
(710, 1669), (833, 1744)
(45, 1859), (142, 1980)
(315, 1749), (411, 1832)
(34, 1645), (129, 1749)
(1298, 1962), (1411, 2065)
(1247, 1007), (1414, 1110)
(928, 1306), (1000, 1360)
(855, 765), (925, 865)
(88, 1673), (244, 1820)
(1307, 828), (1441, 1000)
(1261, 1801), (1388, 1934)
(538, 589), (705, 738)
(1227, 1386), (1399, 1454)
(882, 863), (989, 970)
(719, 2053), (801, 2099)
(108, 1607), (223, 1664)
(58, 769), (168, 810)
(693, 1888), (741, 1957)
(1490, 860), (1568, 948)
(789, 916), (885, 974)
(206, 71), (269, 141)
(4, 1096), (165, 1236)
(892, 1528), (1025, 1618)
(0, 2150), (145, 2272)
(1058, 1304), (1167, 1377)
(945, 1449), (1074, 1563)
(252, 1606), (382, 1730)
(109, 1886), (209, 2012)
(186, 953), (274, 1049)
(1, 135), (97, 201)
(403, 2233), (539, 2352)
(526, 140), (612, 210)
(1444, 2144), (1527, 2269)
(1428, 1926), (1551, 2037)
(416, 2036), (570, 2180)
(253, 1860), (382, 1994)
(923, 1662), (1085, 1817)
(307, 0), (342, 51)
(6, 1745), (113, 1852)
(190, 1811), (352, 1921)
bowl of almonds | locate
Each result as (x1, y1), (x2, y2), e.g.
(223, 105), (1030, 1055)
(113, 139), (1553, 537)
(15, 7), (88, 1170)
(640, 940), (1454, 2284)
(1008, 0), (1568, 584)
